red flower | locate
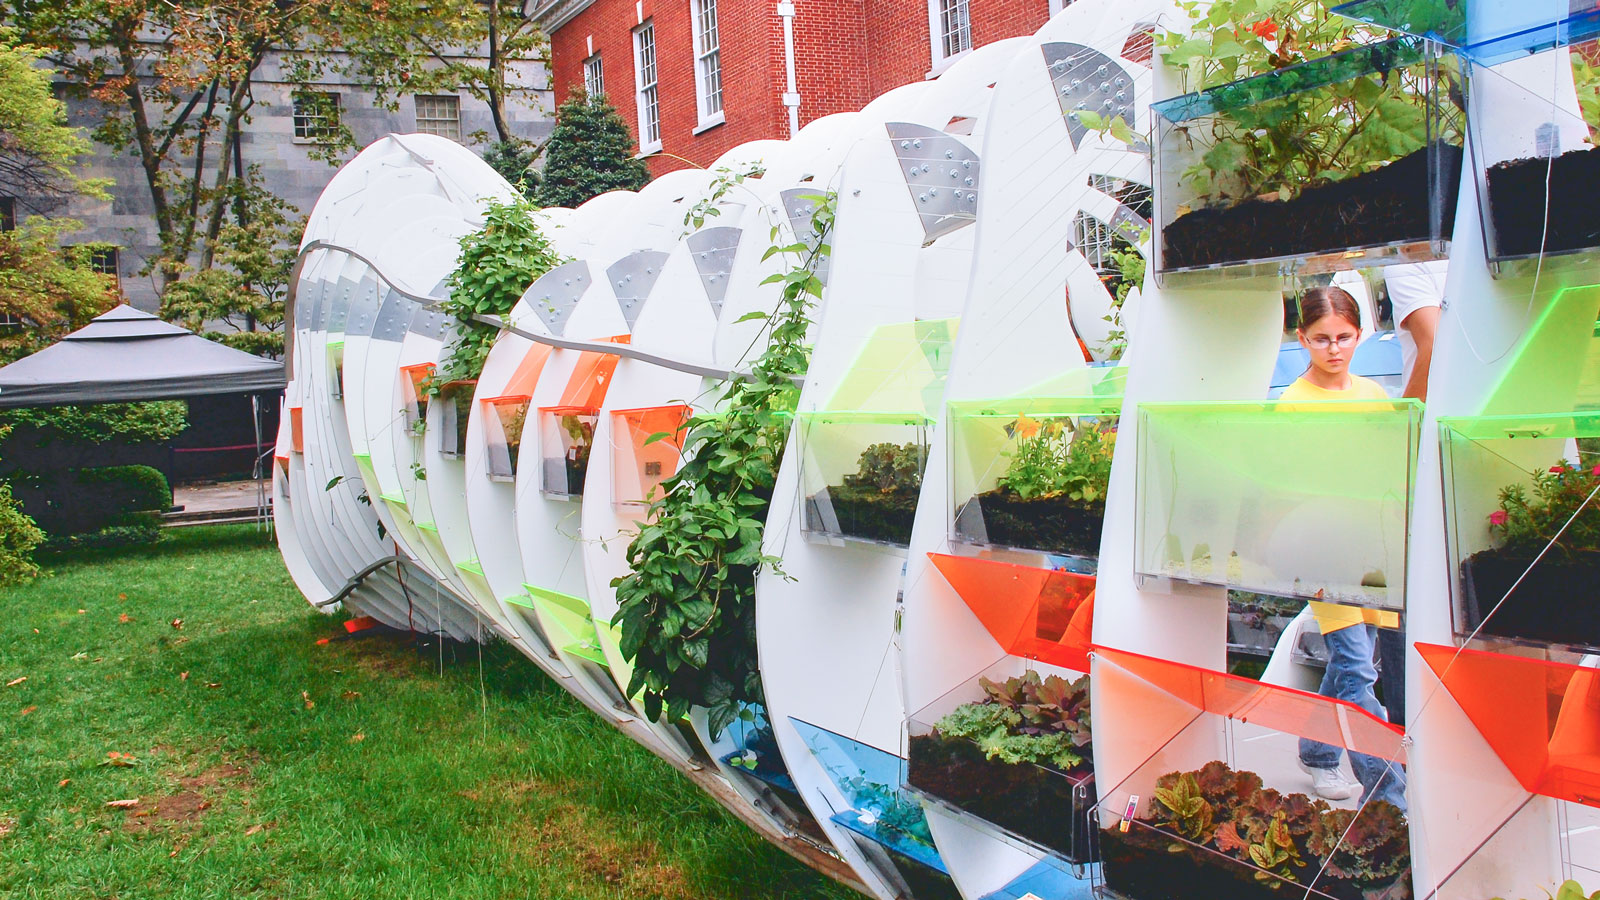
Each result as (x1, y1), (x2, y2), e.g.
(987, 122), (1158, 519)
(1551, 465), (1569, 473)
(1251, 18), (1278, 38)
(1591, 464), (1600, 476)
(1490, 510), (1509, 526)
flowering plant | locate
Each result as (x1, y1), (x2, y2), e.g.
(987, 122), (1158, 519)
(996, 416), (1116, 505)
(1488, 462), (1600, 559)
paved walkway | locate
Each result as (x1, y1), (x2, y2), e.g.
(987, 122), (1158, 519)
(167, 480), (272, 525)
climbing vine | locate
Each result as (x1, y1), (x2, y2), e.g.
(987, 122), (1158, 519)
(612, 192), (835, 738)
(434, 196), (564, 392)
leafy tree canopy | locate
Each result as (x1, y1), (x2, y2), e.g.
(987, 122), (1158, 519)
(535, 91), (651, 209)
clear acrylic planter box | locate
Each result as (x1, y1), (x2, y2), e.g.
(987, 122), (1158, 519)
(1333, 0), (1600, 64)
(327, 340), (344, 400)
(436, 380), (475, 459)
(539, 405), (596, 499)
(1134, 400), (1422, 612)
(611, 405), (691, 509)
(1464, 58), (1600, 273)
(400, 363), (435, 430)
(1093, 647), (1410, 900)
(905, 663), (1097, 863)
(1150, 36), (1461, 283)
(1440, 412), (1600, 652)
(1411, 642), (1600, 898)
(949, 394), (1122, 561)
(798, 411), (931, 549)
(482, 394), (530, 482)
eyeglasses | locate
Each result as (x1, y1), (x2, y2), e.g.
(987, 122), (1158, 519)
(1307, 334), (1358, 350)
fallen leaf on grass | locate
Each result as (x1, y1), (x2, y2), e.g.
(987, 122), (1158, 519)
(5, 677), (24, 687)
(179, 672), (189, 681)
(0, 818), (13, 837)
(58, 779), (70, 787)
(170, 619), (183, 630)
(348, 733), (365, 743)
(205, 682), (220, 689)
(118, 614), (131, 624)
(104, 799), (140, 808)
(19, 706), (36, 715)
(301, 691), (314, 710)
(70, 652), (88, 660)
(245, 824), (264, 836)
(340, 690), (360, 701)
(77, 609), (85, 615)
(117, 593), (127, 600)
(100, 752), (139, 768)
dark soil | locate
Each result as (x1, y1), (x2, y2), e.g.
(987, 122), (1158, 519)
(542, 457), (587, 496)
(889, 854), (963, 900)
(1161, 142), (1462, 271)
(1100, 822), (1404, 900)
(810, 485), (919, 546)
(1460, 549), (1600, 648)
(971, 491), (1105, 558)
(1485, 147), (1600, 258)
(906, 732), (1095, 863)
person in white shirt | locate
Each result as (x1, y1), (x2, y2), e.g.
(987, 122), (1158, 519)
(1382, 260), (1446, 401)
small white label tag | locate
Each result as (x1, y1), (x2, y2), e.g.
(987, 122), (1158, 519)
(1120, 794), (1139, 832)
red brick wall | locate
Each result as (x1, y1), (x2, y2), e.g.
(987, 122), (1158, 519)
(545, 0), (1052, 179)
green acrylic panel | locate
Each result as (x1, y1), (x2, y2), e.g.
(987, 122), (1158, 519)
(822, 318), (958, 417)
(379, 491), (406, 506)
(523, 584), (599, 650)
(563, 639), (610, 667)
(327, 340), (346, 401)
(948, 367), (1125, 560)
(414, 520), (439, 534)
(1478, 287), (1600, 415)
(1439, 412), (1600, 651)
(796, 412), (932, 548)
(456, 558), (485, 577)
(1150, 36), (1461, 281)
(1134, 400), (1422, 610)
(593, 622), (641, 700)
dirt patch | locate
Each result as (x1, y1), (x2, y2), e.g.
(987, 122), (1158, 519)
(340, 634), (424, 678)
(124, 761), (252, 833)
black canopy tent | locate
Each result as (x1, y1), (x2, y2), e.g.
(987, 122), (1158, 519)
(0, 305), (287, 519)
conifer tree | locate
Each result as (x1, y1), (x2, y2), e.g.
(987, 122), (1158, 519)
(535, 91), (651, 209)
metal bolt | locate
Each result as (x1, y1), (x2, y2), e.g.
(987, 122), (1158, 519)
(945, 148), (954, 159)
(964, 176), (974, 186)
(913, 139), (922, 148)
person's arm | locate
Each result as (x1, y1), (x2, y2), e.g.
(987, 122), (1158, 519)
(1401, 304), (1440, 401)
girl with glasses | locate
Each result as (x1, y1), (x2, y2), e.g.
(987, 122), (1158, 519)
(1279, 285), (1389, 403)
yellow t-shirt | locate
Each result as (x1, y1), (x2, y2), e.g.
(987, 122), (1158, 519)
(1279, 373), (1400, 634)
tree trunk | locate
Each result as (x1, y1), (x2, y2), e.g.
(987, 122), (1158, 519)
(487, 0), (512, 144)
(115, 34), (176, 286)
(198, 81), (249, 270)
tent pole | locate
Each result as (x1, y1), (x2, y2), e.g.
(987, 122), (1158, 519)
(252, 394), (266, 532)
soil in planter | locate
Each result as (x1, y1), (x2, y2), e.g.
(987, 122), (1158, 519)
(542, 457), (588, 495)
(907, 732), (1095, 862)
(1162, 142), (1462, 271)
(1100, 823), (1403, 900)
(1461, 549), (1600, 648)
(973, 490), (1105, 558)
(1486, 147), (1600, 258)
(811, 484), (919, 545)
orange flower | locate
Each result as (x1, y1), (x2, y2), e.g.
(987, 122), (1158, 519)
(1014, 416), (1041, 439)
(1251, 18), (1278, 38)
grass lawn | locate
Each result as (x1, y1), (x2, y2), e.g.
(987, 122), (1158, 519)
(0, 525), (858, 900)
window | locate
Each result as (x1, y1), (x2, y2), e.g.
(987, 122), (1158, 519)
(0, 197), (14, 232)
(633, 22), (660, 152)
(584, 54), (605, 98)
(931, 0), (972, 67)
(691, 0), (723, 125)
(292, 91), (340, 141)
(414, 95), (461, 140)
(1073, 175), (1151, 274)
(90, 246), (119, 279)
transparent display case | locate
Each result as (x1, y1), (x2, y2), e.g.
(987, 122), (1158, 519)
(436, 380), (475, 459)
(1466, 57), (1600, 271)
(1134, 400), (1422, 612)
(611, 405), (691, 509)
(797, 412), (932, 548)
(949, 394), (1122, 560)
(1150, 36), (1462, 281)
(906, 663), (1097, 863)
(1440, 412), (1600, 651)
(401, 363), (435, 430)
(327, 340), (345, 400)
(1094, 647), (1409, 900)
(482, 394), (530, 482)
(539, 406), (597, 499)
(1333, 0), (1600, 64)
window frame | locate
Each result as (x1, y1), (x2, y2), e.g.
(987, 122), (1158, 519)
(926, 0), (973, 75)
(0, 196), (14, 233)
(413, 94), (462, 140)
(690, 0), (724, 130)
(291, 90), (342, 143)
(584, 54), (605, 98)
(632, 21), (661, 154)
(89, 246), (121, 291)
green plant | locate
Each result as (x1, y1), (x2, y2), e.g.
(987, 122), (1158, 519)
(1307, 803), (1410, 884)
(996, 416), (1115, 503)
(1156, 0), (1440, 211)
(535, 91), (652, 209)
(839, 776), (934, 845)
(437, 196), (564, 392)
(1489, 462), (1600, 559)
(1099, 234), (1146, 361)
(841, 442), (923, 494)
(1151, 771), (1217, 844)
(1495, 882), (1600, 900)
(684, 162), (766, 231)
(0, 461), (43, 586)
(41, 521), (159, 553)
(560, 414), (595, 465)
(1572, 53), (1600, 139)
(0, 401), (187, 445)
(611, 193), (834, 738)
(931, 671), (1092, 771)
(482, 139), (542, 198)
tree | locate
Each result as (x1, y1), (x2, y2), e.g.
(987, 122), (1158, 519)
(414, 0), (549, 147)
(482, 139), (541, 199)
(535, 91), (651, 209)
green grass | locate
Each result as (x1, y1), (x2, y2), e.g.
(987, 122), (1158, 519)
(0, 525), (858, 900)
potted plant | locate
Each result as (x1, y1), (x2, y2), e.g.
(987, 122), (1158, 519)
(1152, 0), (1461, 274)
(808, 441), (925, 545)
(1460, 461), (1600, 648)
(1101, 761), (1411, 900)
(907, 671), (1096, 862)
(970, 416), (1114, 558)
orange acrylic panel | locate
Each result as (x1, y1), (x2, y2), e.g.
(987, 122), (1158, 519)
(558, 337), (628, 409)
(927, 553), (1095, 672)
(401, 363), (436, 428)
(612, 404), (691, 508)
(1417, 643), (1600, 807)
(289, 407), (304, 453)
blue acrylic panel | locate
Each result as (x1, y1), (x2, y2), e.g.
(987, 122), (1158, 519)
(1331, 0), (1600, 65)
(829, 811), (949, 874)
(789, 717), (944, 862)
(979, 856), (1096, 900)
(717, 703), (799, 793)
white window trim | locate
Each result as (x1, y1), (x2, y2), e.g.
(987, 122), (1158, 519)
(291, 91), (340, 144)
(925, 0), (973, 79)
(633, 21), (662, 155)
(689, 0), (724, 130)
(584, 54), (605, 97)
(413, 94), (461, 140)
(1049, 0), (1070, 14)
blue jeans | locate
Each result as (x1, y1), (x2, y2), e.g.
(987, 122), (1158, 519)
(1298, 624), (1407, 812)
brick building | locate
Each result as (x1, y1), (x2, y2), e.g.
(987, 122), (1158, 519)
(530, 0), (1067, 176)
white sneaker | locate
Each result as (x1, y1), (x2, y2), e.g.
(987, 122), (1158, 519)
(1299, 760), (1360, 801)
